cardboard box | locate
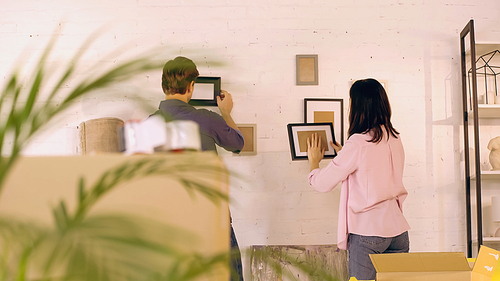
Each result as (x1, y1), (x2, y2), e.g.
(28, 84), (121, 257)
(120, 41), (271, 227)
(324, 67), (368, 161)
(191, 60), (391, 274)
(369, 245), (500, 281)
(0, 153), (230, 280)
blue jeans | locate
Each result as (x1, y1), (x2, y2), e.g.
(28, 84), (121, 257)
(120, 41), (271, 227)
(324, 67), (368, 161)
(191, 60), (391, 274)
(348, 231), (409, 280)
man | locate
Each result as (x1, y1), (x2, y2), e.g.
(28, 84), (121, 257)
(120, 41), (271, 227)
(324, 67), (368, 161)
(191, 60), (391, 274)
(155, 56), (244, 281)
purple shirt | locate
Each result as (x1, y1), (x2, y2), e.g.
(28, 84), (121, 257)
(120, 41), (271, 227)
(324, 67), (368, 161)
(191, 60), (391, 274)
(155, 99), (244, 153)
(308, 132), (410, 250)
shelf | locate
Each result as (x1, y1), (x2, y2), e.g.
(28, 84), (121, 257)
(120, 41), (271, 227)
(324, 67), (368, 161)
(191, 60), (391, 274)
(461, 23), (500, 257)
(478, 104), (500, 118)
(472, 237), (500, 243)
(466, 43), (500, 57)
(471, 171), (500, 180)
(483, 237), (500, 242)
(481, 171), (500, 180)
(475, 43), (500, 57)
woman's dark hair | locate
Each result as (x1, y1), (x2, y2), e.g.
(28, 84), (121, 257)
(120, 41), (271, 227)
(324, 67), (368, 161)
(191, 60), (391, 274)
(348, 78), (399, 143)
(161, 56), (199, 95)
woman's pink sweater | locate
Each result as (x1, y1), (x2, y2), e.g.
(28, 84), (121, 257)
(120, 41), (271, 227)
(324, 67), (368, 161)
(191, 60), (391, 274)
(308, 132), (410, 250)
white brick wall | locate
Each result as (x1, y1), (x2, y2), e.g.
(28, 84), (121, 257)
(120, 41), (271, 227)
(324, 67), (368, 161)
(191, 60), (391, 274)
(2, 0), (500, 278)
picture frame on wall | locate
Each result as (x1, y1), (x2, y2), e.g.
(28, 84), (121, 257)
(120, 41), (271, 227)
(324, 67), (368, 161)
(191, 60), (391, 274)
(188, 76), (221, 106)
(287, 123), (336, 160)
(304, 98), (344, 145)
(234, 124), (257, 156)
(296, 55), (318, 85)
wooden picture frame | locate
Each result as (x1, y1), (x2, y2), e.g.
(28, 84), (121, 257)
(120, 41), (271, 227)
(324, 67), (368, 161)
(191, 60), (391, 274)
(234, 124), (257, 156)
(379, 79), (389, 91)
(296, 55), (318, 85)
(304, 98), (344, 145)
(287, 123), (336, 161)
(189, 76), (221, 106)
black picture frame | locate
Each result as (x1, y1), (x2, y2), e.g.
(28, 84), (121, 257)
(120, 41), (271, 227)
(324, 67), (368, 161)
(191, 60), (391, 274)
(287, 122), (336, 161)
(189, 76), (221, 106)
(304, 98), (344, 145)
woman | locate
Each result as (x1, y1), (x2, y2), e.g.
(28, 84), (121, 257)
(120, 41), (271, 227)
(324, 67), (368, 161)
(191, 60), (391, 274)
(307, 78), (410, 280)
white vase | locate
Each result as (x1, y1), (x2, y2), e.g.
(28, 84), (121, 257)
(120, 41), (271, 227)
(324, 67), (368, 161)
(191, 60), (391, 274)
(488, 136), (500, 170)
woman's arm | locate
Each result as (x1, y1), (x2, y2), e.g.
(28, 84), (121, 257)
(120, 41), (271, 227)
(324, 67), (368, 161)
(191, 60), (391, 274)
(307, 136), (358, 193)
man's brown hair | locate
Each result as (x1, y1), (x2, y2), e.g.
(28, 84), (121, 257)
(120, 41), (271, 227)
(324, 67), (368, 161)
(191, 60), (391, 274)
(161, 56), (199, 95)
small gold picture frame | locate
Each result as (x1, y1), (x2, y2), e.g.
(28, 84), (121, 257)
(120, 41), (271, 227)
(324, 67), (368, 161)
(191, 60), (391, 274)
(296, 54), (318, 85)
(234, 124), (257, 156)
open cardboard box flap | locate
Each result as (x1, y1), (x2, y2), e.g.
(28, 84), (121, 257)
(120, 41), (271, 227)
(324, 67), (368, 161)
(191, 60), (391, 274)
(370, 246), (500, 281)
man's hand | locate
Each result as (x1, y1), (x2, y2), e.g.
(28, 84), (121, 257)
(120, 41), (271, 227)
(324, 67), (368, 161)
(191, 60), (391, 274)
(307, 133), (325, 171)
(217, 90), (233, 116)
(217, 90), (239, 131)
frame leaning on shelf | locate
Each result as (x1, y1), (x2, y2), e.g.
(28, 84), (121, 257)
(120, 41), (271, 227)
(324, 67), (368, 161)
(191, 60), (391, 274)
(460, 19), (482, 258)
(460, 19), (500, 258)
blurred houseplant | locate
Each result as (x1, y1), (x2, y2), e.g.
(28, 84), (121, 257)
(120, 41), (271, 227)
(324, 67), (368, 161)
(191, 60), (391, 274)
(0, 32), (234, 281)
(0, 30), (342, 281)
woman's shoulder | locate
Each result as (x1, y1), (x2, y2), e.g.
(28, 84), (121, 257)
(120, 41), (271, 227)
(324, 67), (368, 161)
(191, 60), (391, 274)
(346, 133), (372, 144)
(347, 131), (402, 145)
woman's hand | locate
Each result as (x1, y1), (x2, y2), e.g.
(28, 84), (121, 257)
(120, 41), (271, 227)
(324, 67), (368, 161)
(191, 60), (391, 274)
(307, 133), (325, 171)
(330, 140), (342, 154)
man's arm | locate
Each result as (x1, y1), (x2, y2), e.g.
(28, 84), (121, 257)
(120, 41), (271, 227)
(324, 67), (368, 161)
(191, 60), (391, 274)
(215, 90), (244, 152)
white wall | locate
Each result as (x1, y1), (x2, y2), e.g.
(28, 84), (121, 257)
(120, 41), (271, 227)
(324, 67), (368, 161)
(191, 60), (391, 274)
(2, 0), (500, 277)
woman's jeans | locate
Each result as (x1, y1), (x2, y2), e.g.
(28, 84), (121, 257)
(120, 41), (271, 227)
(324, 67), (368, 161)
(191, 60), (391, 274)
(348, 231), (409, 280)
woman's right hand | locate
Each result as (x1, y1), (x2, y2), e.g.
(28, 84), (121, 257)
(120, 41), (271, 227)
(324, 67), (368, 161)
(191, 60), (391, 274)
(307, 133), (325, 171)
